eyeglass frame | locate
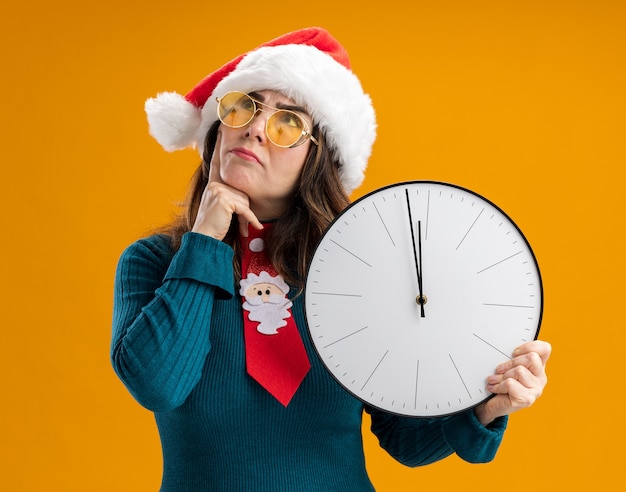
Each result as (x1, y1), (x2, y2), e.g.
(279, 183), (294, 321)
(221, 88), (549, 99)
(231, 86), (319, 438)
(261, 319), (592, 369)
(215, 91), (319, 148)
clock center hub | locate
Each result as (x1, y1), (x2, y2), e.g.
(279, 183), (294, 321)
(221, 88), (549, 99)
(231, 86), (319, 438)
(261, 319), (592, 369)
(416, 294), (428, 306)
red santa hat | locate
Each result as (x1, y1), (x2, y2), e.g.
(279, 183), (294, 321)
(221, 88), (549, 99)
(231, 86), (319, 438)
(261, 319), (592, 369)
(145, 27), (376, 194)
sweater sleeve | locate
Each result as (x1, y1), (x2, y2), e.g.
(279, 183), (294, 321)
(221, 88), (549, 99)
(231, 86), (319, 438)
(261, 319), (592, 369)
(111, 233), (235, 412)
(367, 406), (507, 466)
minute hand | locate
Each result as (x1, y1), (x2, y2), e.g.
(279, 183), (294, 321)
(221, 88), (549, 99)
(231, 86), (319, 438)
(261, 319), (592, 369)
(405, 189), (425, 317)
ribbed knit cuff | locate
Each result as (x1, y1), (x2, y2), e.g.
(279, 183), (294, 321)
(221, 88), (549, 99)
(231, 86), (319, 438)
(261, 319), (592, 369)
(164, 232), (235, 297)
(442, 410), (508, 463)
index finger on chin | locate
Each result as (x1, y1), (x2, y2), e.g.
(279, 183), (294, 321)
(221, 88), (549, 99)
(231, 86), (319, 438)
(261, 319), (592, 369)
(208, 133), (223, 184)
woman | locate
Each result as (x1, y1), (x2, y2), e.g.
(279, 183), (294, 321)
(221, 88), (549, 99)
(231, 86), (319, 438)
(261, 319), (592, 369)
(112, 27), (550, 491)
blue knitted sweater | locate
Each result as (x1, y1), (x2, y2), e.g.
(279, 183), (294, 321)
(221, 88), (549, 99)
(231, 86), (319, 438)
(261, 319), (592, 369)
(111, 232), (507, 491)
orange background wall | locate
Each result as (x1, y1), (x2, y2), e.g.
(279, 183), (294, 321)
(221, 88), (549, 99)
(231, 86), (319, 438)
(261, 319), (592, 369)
(1, 1), (624, 490)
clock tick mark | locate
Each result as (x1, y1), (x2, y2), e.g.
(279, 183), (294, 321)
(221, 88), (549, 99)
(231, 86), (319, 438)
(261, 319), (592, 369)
(361, 350), (390, 391)
(483, 303), (535, 309)
(456, 208), (484, 250)
(414, 360), (420, 410)
(329, 239), (372, 267)
(323, 326), (369, 349)
(373, 202), (396, 247)
(449, 354), (472, 399)
(473, 333), (512, 359)
(312, 292), (362, 298)
(476, 251), (523, 274)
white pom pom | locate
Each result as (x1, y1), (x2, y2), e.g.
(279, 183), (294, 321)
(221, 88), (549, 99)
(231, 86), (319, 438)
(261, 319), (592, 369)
(145, 92), (202, 151)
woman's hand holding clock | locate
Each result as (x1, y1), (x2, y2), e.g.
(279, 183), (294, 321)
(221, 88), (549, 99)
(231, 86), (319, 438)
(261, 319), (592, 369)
(474, 340), (551, 426)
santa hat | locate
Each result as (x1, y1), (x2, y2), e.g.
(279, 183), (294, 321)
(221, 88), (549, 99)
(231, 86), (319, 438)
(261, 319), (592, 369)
(145, 27), (376, 194)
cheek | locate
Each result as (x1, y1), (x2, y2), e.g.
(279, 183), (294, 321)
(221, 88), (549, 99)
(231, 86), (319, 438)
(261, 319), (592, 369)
(271, 147), (308, 185)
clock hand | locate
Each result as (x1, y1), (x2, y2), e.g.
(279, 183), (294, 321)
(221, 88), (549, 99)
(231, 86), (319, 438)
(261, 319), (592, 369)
(418, 220), (425, 313)
(405, 189), (426, 317)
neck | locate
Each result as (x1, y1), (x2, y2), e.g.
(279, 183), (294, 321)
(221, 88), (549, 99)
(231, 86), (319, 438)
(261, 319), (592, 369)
(250, 199), (289, 223)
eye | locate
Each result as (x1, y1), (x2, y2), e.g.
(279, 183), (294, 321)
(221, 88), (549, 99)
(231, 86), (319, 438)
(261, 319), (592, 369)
(239, 97), (256, 113)
(265, 289), (271, 295)
(256, 290), (263, 296)
(276, 111), (303, 129)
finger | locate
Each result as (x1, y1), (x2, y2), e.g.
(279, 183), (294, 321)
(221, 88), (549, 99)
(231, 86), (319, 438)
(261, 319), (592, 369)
(501, 364), (538, 388)
(488, 379), (539, 409)
(513, 340), (552, 363)
(489, 354), (547, 399)
(494, 341), (551, 376)
(208, 132), (223, 184)
(497, 350), (544, 375)
(494, 362), (546, 396)
(235, 207), (263, 237)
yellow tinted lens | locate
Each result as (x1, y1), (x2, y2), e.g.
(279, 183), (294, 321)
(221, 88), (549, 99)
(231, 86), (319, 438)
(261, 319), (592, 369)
(267, 111), (304, 147)
(218, 92), (255, 127)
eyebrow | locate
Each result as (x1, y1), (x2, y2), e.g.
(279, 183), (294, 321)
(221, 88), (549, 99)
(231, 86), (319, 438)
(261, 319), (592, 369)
(249, 91), (310, 116)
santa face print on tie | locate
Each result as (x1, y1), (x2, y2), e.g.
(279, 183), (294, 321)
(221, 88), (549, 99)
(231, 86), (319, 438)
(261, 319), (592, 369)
(240, 271), (293, 335)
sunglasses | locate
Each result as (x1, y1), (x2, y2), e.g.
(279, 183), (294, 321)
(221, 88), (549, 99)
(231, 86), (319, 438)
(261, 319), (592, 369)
(216, 91), (319, 148)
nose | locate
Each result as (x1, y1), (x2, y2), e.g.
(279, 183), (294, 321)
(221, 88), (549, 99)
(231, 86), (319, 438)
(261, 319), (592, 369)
(245, 109), (268, 144)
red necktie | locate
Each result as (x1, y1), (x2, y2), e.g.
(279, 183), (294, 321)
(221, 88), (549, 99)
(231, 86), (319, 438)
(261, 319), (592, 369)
(239, 224), (311, 406)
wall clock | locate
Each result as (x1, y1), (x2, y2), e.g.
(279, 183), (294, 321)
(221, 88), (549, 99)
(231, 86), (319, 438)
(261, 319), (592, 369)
(304, 181), (542, 417)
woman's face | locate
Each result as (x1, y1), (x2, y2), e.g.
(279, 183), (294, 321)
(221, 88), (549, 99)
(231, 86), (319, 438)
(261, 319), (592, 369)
(214, 90), (313, 220)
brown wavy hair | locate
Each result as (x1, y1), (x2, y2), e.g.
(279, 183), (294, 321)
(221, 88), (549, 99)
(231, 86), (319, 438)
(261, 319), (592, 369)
(158, 120), (350, 290)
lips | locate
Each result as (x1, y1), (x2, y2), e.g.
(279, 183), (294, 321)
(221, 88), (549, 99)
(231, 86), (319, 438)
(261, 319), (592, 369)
(231, 147), (261, 164)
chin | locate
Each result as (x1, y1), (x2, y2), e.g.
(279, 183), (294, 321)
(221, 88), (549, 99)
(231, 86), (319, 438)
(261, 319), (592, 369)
(222, 167), (257, 193)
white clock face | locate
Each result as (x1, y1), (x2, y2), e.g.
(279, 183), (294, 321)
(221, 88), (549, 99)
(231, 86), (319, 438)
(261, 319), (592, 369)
(305, 181), (542, 417)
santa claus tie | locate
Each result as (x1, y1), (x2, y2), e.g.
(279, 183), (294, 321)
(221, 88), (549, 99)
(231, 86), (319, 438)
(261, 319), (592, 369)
(239, 224), (311, 406)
